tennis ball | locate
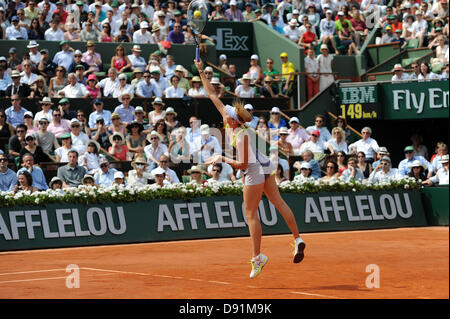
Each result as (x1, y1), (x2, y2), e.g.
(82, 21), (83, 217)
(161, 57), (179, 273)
(193, 10), (202, 18)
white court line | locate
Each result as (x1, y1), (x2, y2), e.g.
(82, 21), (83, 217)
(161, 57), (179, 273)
(207, 280), (230, 285)
(0, 273), (116, 284)
(0, 269), (67, 276)
(1, 226), (443, 255)
(81, 267), (149, 276)
(290, 291), (343, 299)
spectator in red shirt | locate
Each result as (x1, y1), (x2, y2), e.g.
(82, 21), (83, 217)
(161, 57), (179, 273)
(350, 8), (369, 49)
(388, 15), (403, 34)
(52, 2), (68, 25)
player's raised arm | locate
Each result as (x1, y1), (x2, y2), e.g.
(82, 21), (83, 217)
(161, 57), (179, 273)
(194, 59), (227, 118)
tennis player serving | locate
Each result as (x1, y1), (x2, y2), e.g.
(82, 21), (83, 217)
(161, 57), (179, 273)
(194, 59), (306, 278)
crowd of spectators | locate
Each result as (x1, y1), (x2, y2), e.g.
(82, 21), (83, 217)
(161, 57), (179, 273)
(0, 1), (448, 195)
(1, 94), (448, 193)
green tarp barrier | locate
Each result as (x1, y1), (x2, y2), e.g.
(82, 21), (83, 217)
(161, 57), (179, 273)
(0, 189), (428, 251)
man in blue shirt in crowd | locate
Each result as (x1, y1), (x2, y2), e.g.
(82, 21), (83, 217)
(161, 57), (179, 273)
(5, 94), (29, 129)
(0, 153), (17, 192)
(17, 153), (48, 191)
(398, 145), (432, 176)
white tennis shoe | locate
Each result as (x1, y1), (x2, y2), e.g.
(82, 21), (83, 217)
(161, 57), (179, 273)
(293, 237), (306, 263)
(249, 254), (268, 279)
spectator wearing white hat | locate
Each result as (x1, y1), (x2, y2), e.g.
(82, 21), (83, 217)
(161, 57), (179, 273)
(27, 40), (41, 67)
(127, 156), (152, 186)
(70, 118), (89, 156)
(284, 19), (302, 43)
(151, 167), (171, 188)
(144, 131), (169, 171)
(127, 45), (147, 72)
(286, 117), (310, 155)
(173, 65), (191, 94)
(148, 97), (166, 127)
(225, 0), (244, 21)
(133, 21), (154, 43)
(33, 97), (53, 126)
(268, 107), (288, 140)
(319, 9), (338, 54)
(192, 124), (222, 164)
(317, 44), (334, 91)
(114, 92), (135, 124)
(244, 104), (259, 129)
(151, 154), (180, 184)
(23, 111), (39, 135)
(293, 161), (314, 183)
(406, 160), (427, 182)
(93, 157), (118, 188)
(113, 171), (126, 186)
(188, 76), (207, 97)
(235, 73), (255, 98)
(391, 64), (410, 82)
(423, 155), (449, 186)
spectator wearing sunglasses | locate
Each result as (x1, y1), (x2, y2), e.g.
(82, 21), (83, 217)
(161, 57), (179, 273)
(368, 156), (400, 184)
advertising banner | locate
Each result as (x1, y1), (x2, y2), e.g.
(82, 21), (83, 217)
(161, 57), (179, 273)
(203, 22), (253, 57)
(338, 85), (380, 120)
(0, 190), (428, 251)
(381, 80), (449, 119)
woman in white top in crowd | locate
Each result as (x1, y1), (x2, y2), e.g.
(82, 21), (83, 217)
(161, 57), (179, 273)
(79, 140), (103, 174)
(127, 156), (152, 186)
(317, 44), (334, 91)
(188, 76), (207, 97)
(235, 73), (255, 98)
(326, 127), (348, 154)
(401, 14), (415, 41)
(112, 73), (133, 98)
(247, 54), (263, 85)
(55, 133), (74, 162)
(163, 75), (185, 98)
(418, 62), (440, 81)
(148, 97), (166, 127)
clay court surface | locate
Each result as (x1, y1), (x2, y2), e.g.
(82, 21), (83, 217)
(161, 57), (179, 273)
(0, 226), (448, 299)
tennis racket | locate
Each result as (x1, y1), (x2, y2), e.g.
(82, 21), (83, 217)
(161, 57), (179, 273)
(187, 0), (208, 61)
